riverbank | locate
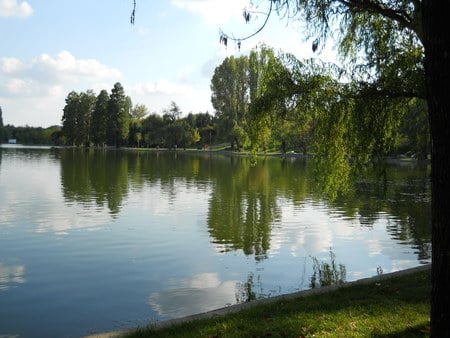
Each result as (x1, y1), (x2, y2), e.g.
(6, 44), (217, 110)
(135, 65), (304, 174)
(86, 264), (431, 338)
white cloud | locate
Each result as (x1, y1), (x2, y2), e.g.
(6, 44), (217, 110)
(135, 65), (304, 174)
(31, 51), (122, 84)
(127, 79), (213, 114)
(1, 51), (121, 93)
(171, 0), (249, 25)
(0, 51), (122, 126)
(0, 56), (25, 73)
(0, 0), (33, 17)
(0, 50), (213, 127)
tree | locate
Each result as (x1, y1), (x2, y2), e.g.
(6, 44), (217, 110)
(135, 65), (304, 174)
(142, 113), (165, 147)
(61, 91), (80, 146)
(247, 46), (300, 152)
(395, 98), (430, 159)
(107, 82), (131, 147)
(423, 2), (450, 335)
(131, 103), (149, 120)
(218, 0), (448, 335)
(91, 89), (110, 147)
(211, 55), (250, 145)
(0, 106), (6, 143)
(129, 104), (148, 148)
(76, 90), (96, 147)
(194, 112), (216, 146)
(61, 90), (95, 146)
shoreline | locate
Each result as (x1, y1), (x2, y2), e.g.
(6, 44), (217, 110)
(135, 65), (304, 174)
(84, 264), (431, 338)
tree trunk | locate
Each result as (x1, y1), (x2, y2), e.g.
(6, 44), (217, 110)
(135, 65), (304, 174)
(422, 1), (450, 336)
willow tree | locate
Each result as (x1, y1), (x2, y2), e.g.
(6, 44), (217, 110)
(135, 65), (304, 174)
(247, 45), (292, 152)
(218, 0), (448, 335)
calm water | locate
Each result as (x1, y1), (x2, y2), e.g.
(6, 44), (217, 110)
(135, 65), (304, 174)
(0, 146), (431, 337)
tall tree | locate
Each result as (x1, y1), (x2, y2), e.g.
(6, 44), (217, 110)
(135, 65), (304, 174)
(129, 103), (148, 148)
(61, 90), (95, 146)
(423, 2), (450, 335)
(247, 46), (298, 152)
(211, 55), (250, 146)
(91, 89), (110, 147)
(107, 82), (131, 147)
(75, 90), (96, 147)
(61, 91), (80, 146)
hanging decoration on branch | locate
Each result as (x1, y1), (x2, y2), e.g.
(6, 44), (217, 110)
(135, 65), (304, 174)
(243, 9), (251, 23)
(219, 0), (274, 51)
(312, 38), (319, 52)
(130, 0), (136, 25)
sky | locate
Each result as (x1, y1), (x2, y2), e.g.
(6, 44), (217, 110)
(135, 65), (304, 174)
(0, 0), (336, 128)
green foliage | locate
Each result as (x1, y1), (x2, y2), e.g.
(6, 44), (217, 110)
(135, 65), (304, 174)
(107, 82), (131, 147)
(142, 113), (165, 147)
(395, 98), (430, 159)
(61, 83), (135, 148)
(131, 103), (149, 120)
(127, 267), (430, 338)
(61, 89), (96, 147)
(215, 42), (426, 198)
(211, 55), (250, 144)
(2, 125), (62, 145)
(310, 250), (347, 288)
(61, 91), (80, 146)
(91, 89), (110, 146)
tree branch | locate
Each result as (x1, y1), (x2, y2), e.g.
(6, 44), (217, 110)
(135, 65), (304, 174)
(338, 0), (414, 31)
(130, 0), (136, 25)
(219, 0), (274, 49)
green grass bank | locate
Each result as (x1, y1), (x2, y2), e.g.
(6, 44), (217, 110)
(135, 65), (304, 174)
(101, 265), (431, 338)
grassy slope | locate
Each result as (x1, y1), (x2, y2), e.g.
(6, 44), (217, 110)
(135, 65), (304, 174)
(126, 268), (430, 337)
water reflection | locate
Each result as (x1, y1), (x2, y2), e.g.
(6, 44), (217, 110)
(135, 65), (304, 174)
(207, 157), (281, 260)
(0, 148), (433, 336)
(310, 251), (346, 289)
(0, 260), (26, 292)
(56, 150), (431, 263)
(60, 149), (129, 216)
(148, 273), (238, 318)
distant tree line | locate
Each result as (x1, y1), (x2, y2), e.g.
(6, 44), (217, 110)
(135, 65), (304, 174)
(60, 82), (217, 149)
(0, 105), (62, 145)
(2, 47), (429, 156)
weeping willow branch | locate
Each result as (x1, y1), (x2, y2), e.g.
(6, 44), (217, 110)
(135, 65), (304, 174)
(219, 0), (274, 50)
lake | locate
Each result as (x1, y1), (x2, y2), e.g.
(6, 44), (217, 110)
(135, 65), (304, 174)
(0, 146), (431, 337)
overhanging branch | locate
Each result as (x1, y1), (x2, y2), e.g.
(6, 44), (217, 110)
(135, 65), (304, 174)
(219, 0), (274, 50)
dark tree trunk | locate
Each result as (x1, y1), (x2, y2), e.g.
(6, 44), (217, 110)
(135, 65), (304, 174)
(422, 1), (450, 336)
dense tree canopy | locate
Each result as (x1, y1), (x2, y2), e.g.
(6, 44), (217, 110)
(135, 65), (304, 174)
(216, 0), (448, 335)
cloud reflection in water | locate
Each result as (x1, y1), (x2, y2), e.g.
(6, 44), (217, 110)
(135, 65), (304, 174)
(0, 261), (26, 291)
(148, 272), (238, 319)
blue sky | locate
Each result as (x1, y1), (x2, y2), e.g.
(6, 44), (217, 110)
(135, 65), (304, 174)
(0, 0), (335, 127)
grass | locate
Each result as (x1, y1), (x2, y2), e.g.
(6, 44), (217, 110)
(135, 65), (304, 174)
(124, 267), (430, 338)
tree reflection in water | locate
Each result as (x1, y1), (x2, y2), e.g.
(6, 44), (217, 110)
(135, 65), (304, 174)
(310, 250), (347, 289)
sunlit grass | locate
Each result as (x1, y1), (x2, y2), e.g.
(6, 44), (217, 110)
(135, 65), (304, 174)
(126, 268), (430, 337)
